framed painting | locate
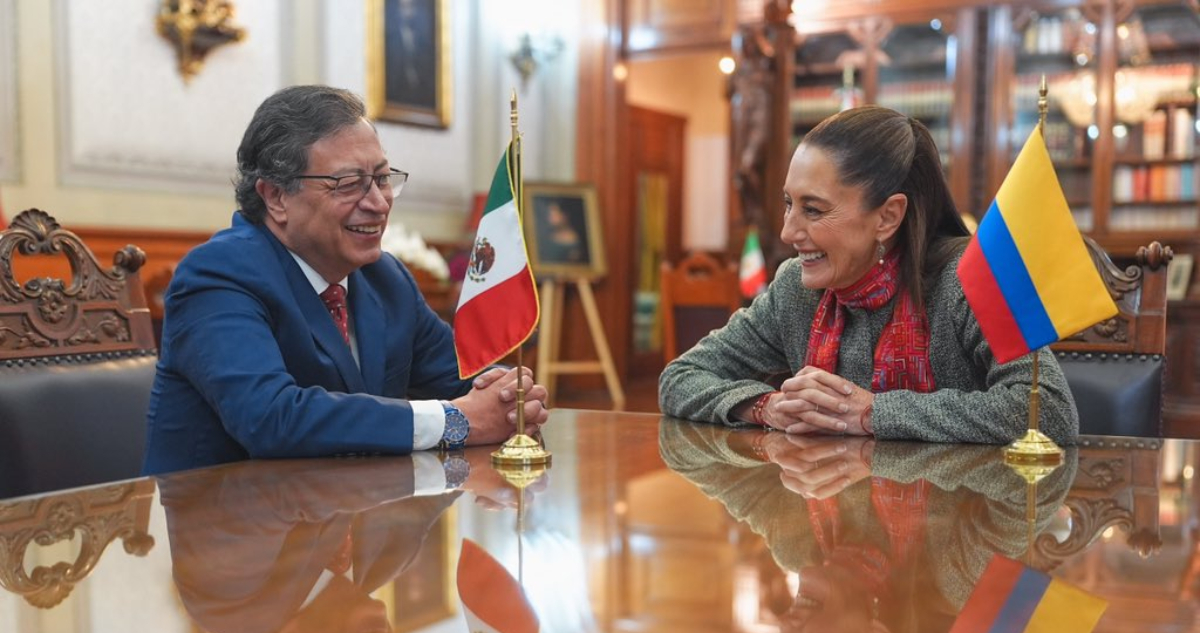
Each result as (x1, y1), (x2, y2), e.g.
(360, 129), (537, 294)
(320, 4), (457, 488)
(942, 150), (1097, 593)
(366, 0), (452, 128)
(523, 182), (607, 280)
(1167, 253), (1194, 301)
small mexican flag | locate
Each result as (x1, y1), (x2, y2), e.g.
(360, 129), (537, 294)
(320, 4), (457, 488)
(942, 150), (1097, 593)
(739, 228), (766, 298)
(454, 143), (540, 378)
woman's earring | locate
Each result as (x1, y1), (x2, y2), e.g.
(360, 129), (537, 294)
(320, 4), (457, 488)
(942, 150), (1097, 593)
(876, 241), (886, 265)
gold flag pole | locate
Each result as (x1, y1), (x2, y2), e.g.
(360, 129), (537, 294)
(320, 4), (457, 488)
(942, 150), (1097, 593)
(1005, 74), (1064, 468)
(493, 89), (552, 468)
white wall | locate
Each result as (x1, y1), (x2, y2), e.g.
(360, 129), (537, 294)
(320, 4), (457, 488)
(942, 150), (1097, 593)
(0, 0), (18, 183)
(0, 0), (578, 244)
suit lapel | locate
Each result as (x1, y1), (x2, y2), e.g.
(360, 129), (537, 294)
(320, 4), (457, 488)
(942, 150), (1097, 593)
(272, 241), (367, 393)
(350, 271), (386, 395)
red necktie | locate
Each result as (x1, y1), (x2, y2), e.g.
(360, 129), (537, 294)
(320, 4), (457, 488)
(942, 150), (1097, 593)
(319, 284), (350, 346)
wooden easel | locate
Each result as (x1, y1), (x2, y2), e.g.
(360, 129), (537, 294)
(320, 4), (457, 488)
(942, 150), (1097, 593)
(536, 277), (626, 411)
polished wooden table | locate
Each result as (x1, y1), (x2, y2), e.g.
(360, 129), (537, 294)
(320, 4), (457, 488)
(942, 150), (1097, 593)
(0, 409), (1195, 632)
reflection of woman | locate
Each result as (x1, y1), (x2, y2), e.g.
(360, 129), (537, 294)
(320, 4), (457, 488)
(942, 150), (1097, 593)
(658, 420), (1076, 633)
(659, 106), (1078, 445)
(537, 199), (588, 264)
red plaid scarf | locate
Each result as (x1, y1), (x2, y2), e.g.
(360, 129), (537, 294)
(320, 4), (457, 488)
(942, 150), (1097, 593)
(806, 478), (933, 597)
(805, 248), (935, 393)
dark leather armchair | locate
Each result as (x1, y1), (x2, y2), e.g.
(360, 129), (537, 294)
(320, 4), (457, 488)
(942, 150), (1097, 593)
(660, 251), (743, 362)
(0, 210), (158, 499)
(1050, 237), (1172, 437)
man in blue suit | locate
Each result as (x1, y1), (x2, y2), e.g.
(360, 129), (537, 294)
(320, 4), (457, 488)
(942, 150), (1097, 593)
(144, 85), (549, 474)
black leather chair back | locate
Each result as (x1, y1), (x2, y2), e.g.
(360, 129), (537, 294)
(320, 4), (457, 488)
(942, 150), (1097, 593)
(1057, 352), (1164, 437)
(0, 210), (157, 499)
(0, 355), (156, 499)
(1051, 238), (1172, 437)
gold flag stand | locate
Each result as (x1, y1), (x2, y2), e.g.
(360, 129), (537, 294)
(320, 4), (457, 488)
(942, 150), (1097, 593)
(493, 90), (553, 468)
(1004, 75), (1065, 468)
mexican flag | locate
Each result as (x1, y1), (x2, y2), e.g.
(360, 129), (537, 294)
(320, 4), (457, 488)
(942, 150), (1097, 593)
(739, 228), (766, 298)
(457, 538), (540, 633)
(454, 143), (540, 378)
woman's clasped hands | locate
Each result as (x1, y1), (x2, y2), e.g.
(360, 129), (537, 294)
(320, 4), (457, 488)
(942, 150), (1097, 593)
(758, 433), (875, 500)
(764, 366), (876, 435)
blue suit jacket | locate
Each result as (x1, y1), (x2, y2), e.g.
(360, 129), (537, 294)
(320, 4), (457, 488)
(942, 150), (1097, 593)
(143, 213), (472, 474)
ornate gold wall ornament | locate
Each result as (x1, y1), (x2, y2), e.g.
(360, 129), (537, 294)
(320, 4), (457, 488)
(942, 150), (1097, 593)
(155, 0), (246, 83)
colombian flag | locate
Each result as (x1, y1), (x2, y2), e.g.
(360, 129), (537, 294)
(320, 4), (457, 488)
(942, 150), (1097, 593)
(957, 127), (1117, 364)
(950, 554), (1106, 632)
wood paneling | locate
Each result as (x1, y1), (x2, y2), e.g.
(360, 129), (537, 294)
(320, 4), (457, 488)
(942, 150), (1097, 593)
(626, 0), (737, 56)
(570, 0), (629, 398)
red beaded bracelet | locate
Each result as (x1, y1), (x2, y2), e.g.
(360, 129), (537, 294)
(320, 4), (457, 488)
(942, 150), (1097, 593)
(751, 391), (778, 427)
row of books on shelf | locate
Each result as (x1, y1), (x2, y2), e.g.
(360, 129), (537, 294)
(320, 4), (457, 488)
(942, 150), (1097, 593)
(1012, 71), (1078, 117)
(791, 83), (953, 125)
(1011, 120), (1084, 161)
(790, 86), (843, 124)
(1020, 14), (1083, 57)
(1113, 163), (1196, 203)
(1139, 107), (1196, 160)
(1110, 207), (1198, 231)
(876, 82), (953, 119)
(1071, 209), (1093, 232)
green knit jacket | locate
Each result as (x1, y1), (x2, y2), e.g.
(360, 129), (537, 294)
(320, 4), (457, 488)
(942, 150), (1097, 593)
(658, 250), (1080, 445)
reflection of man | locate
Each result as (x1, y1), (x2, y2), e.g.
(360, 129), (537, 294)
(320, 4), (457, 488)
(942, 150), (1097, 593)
(161, 452), (529, 633)
(659, 421), (1076, 633)
(535, 198), (589, 264)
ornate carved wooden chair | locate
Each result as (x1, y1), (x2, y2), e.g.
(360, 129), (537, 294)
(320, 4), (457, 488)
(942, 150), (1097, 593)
(0, 210), (158, 499)
(1050, 237), (1172, 437)
(660, 251), (743, 362)
(1033, 436), (1162, 570)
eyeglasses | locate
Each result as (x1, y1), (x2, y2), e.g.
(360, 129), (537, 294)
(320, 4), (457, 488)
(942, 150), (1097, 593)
(293, 168), (409, 200)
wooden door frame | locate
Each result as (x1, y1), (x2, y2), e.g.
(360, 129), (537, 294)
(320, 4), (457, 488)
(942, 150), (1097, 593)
(625, 104), (687, 380)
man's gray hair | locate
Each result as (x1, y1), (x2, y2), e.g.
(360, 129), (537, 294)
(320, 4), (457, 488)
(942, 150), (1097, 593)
(234, 85), (367, 224)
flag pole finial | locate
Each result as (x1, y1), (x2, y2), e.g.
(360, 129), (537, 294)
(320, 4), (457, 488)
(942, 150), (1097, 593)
(510, 88), (519, 139)
(1037, 75), (1048, 135)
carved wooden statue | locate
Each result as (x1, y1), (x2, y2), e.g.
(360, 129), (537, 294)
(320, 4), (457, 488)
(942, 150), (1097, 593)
(730, 24), (776, 236)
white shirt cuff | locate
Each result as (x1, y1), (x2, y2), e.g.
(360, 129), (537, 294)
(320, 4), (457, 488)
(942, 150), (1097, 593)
(411, 452), (448, 495)
(411, 400), (446, 451)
